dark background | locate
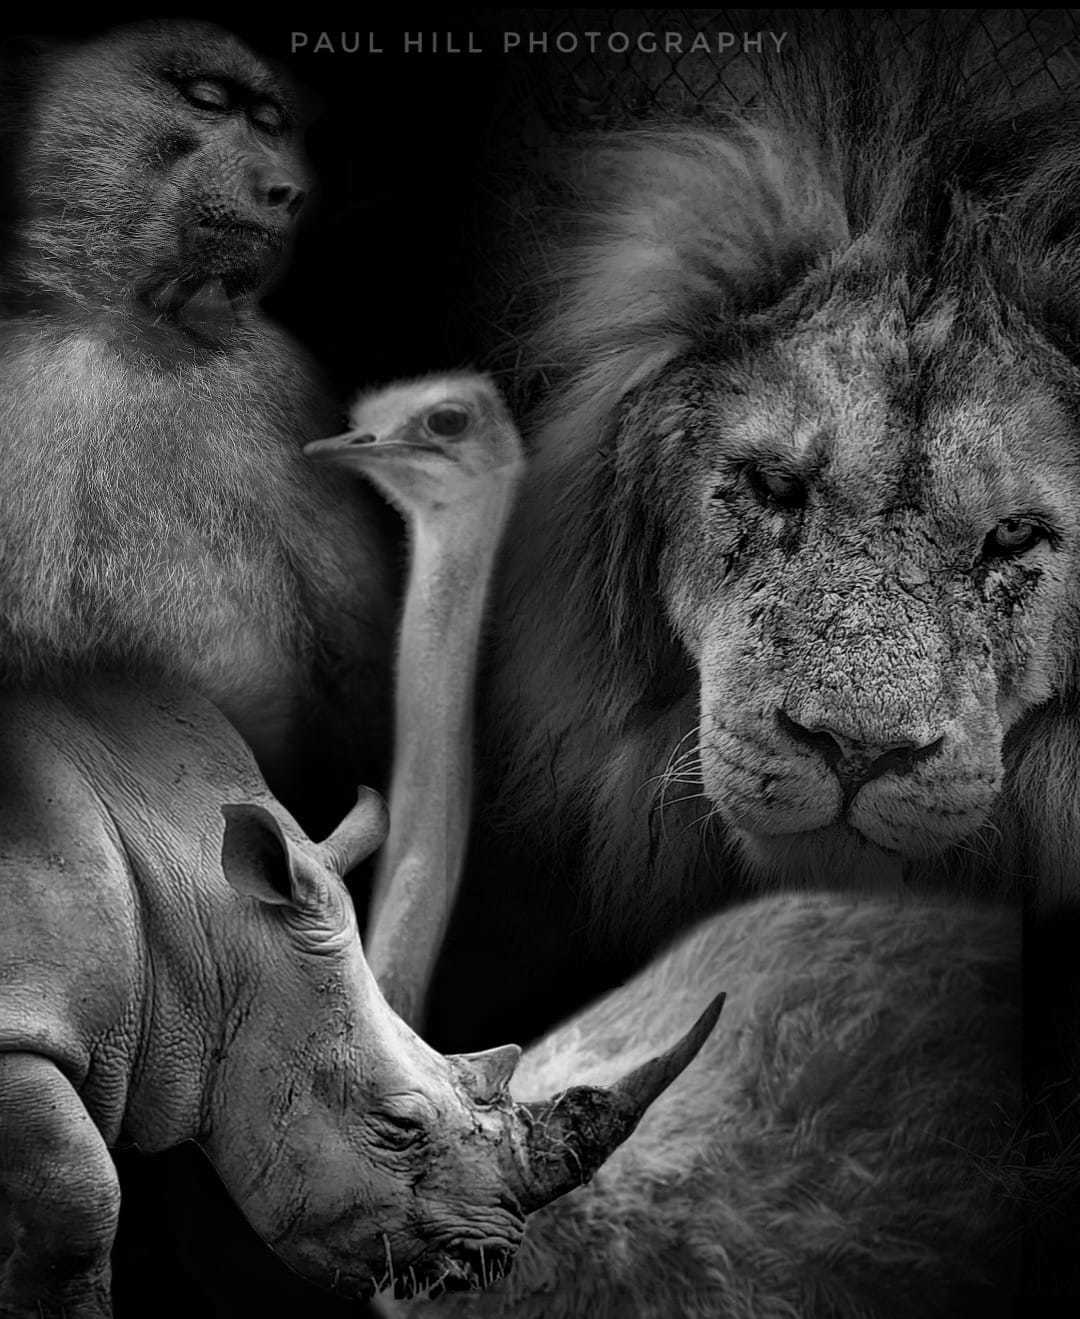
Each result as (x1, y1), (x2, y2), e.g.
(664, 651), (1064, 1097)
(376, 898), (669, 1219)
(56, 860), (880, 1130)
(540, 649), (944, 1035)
(3, 8), (1078, 1313)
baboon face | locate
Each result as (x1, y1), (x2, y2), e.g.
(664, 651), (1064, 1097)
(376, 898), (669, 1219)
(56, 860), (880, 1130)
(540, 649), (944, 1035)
(19, 20), (310, 310)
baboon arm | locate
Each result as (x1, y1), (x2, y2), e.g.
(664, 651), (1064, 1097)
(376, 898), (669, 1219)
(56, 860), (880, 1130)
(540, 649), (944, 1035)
(0, 1053), (119, 1319)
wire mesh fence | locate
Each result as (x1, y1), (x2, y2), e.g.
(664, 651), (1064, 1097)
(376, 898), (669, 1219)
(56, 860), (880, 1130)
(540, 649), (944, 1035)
(451, 8), (1080, 374)
(481, 8), (1080, 139)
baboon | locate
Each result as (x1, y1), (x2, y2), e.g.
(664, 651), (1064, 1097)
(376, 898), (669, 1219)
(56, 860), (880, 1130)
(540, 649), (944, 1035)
(0, 19), (395, 831)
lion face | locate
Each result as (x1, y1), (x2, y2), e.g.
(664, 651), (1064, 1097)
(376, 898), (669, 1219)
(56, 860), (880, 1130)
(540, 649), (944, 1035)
(644, 284), (1080, 885)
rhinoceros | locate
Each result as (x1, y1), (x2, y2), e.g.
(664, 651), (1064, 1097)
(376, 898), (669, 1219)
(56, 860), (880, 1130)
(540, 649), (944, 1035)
(0, 681), (723, 1317)
(387, 894), (1020, 1319)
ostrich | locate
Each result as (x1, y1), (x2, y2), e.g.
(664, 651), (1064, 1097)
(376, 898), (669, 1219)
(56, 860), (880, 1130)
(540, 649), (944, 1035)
(305, 373), (525, 1027)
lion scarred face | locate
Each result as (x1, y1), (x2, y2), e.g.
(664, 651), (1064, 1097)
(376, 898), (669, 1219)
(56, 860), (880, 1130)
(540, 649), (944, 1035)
(643, 284), (1080, 886)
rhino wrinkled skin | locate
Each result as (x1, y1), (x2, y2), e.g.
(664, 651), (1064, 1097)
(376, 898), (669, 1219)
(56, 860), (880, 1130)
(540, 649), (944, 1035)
(0, 681), (721, 1316)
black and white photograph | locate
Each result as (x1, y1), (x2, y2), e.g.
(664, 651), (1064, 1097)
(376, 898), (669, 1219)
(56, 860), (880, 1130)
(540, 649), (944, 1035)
(0, 8), (1074, 1316)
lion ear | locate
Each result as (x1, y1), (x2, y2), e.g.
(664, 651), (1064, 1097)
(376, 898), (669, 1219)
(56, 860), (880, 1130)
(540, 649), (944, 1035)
(949, 104), (1080, 361)
(1017, 214), (1080, 362)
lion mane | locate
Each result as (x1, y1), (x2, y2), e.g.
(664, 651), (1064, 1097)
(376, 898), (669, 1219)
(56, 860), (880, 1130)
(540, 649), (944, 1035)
(431, 17), (1080, 1044)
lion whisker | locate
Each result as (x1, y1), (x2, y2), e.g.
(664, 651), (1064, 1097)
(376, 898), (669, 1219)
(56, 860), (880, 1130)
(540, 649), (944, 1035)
(641, 725), (706, 847)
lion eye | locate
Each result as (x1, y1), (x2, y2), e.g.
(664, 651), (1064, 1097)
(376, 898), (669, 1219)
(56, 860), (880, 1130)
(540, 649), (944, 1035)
(745, 464), (807, 510)
(983, 518), (1045, 558)
(424, 405), (470, 439)
(183, 78), (231, 112)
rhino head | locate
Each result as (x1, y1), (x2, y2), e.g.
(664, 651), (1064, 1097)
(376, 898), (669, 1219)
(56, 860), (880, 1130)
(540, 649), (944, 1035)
(204, 789), (724, 1301)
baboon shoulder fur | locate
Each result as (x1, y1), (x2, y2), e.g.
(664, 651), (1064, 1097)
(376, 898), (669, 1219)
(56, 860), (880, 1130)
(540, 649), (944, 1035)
(0, 21), (396, 826)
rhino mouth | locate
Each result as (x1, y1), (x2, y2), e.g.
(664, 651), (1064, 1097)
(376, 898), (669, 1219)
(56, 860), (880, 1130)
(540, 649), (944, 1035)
(379, 1243), (516, 1300)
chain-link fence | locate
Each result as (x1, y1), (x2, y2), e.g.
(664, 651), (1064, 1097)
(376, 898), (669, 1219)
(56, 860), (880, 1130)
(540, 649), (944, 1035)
(478, 8), (1080, 141)
(448, 9), (1080, 375)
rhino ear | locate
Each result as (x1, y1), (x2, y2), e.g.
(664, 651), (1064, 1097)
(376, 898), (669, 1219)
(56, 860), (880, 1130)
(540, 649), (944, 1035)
(451, 1044), (523, 1104)
(220, 803), (329, 912)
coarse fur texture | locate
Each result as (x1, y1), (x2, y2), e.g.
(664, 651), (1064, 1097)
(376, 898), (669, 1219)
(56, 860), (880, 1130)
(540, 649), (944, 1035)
(0, 21), (395, 828)
(429, 14), (1080, 1045)
(400, 894), (1021, 1319)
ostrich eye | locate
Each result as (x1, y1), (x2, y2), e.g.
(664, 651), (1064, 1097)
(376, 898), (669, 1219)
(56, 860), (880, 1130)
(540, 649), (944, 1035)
(183, 78), (231, 112)
(745, 464), (807, 510)
(983, 517), (1046, 559)
(424, 405), (470, 439)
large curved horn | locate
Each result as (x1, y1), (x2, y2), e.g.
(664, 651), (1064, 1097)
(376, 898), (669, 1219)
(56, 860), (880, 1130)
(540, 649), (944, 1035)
(510, 991), (725, 1213)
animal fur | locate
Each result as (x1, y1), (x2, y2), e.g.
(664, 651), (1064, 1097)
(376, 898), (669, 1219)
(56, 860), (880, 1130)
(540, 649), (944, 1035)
(402, 893), (1021, 1318)
(430, 12), (1080, 1045)
(0, 22), (396, 829)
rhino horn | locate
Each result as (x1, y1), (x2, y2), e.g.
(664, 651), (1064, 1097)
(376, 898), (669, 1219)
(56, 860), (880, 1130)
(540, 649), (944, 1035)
(509, 991), (725, 1213)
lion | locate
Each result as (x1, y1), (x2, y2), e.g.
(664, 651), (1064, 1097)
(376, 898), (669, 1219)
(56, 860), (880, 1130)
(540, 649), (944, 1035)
(427, 17), (1080, 1048)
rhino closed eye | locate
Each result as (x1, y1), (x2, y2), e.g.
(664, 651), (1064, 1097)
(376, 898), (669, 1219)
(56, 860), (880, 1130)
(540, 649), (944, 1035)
(370, 1110), (429, 1151)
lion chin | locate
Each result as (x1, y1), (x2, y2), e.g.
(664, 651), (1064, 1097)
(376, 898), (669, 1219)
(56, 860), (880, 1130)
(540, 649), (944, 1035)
(734, 823), (911, 892)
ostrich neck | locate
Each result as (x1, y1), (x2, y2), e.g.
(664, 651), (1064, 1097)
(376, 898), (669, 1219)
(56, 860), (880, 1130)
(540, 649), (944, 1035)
(366, 489), (512, 1024)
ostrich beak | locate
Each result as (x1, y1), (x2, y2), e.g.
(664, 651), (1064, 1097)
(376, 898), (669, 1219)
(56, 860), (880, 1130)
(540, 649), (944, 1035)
(303, 431), (378, 459)
(304, 432), (441, 462)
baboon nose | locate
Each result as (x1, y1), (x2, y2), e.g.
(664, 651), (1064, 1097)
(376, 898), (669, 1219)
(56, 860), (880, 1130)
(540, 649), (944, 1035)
(251, 167), (306, 216)
(270, 183), (306, 216)
(777, 710), (945, 789)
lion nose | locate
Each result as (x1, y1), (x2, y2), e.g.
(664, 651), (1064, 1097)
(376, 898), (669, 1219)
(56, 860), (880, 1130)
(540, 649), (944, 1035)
(777, 710), (945, 788)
